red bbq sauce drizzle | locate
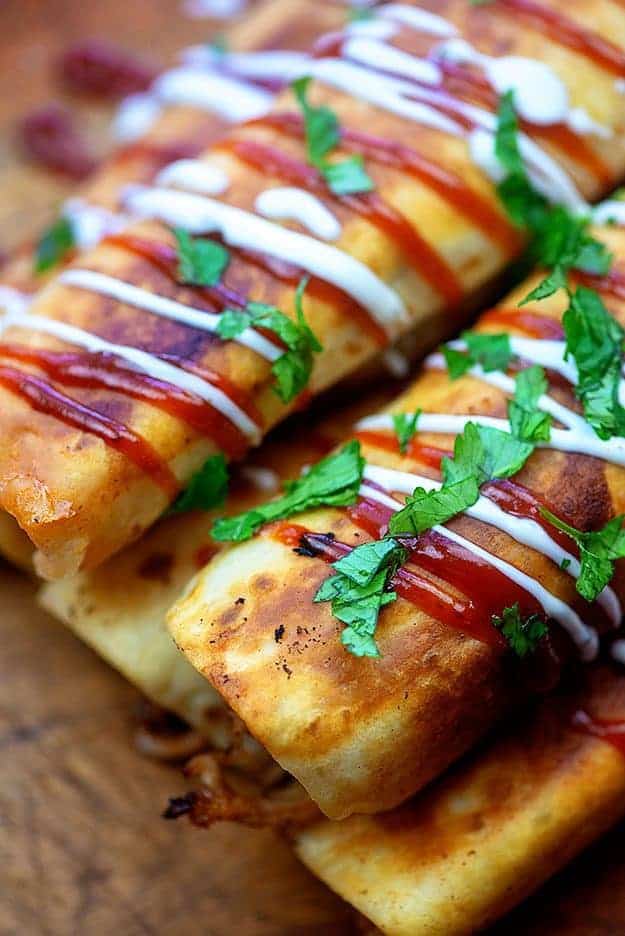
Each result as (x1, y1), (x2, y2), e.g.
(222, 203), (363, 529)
(480, 307), (565, 339)
(106, 228), (388, 348)
(220, 138), (463, 306)
(355, 428), (449, 471)
(269, 519), (490, 644)
(579, 267), (625, 303)
(496, 0), (625, 77)
(572, 709), (625, 756)
(58, 39), (158, 98)
(246, 112), (521, 254)
(0, 343), (250, 460)
(0, 363), (177, 494)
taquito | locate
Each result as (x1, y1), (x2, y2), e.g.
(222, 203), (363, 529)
(1, 1), (624, 578)
(168, 217), (625, 818)
(294, 666), (625, 936)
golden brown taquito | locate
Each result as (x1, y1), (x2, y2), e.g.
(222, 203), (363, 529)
(167, 222), (625, 818)
(2, 1), (625, 578)
(294, 666), (625, 936)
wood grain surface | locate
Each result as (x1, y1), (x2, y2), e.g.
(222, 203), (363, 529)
(1, 2), (625, 934)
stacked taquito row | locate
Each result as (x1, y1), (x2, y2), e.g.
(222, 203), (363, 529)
(1, 0), (624, 578)
(168, 218), (625, 814)
(43, 221), (625, 934)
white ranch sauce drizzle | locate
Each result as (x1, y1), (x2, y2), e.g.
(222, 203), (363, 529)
(360, 464), (600, 659)
(378, 4), (458, 37)
(62, 199), (129, 251)
(435, 38), (610, 136)
(360, 462), (620, 626)
(0, 286), (31, 316)
(59, 270), (282, 363)
(358, 410), (625, 468)
(425, 352), (592, 435)
(0, 311), (261, 442)
(239, 464), (280, 492)
(152, 67), (273, 122)
(343, 37), (442, 86)
(182, 46), (310, 79)
(113, 92), (162, 143)
(307, 35), (587, 212)
(156, 159), (230, 196)
(122, 184), (409, 335)
(593, 200), (625, 226)
(182, 0), (246, 18)
(255, 187), (342, 241)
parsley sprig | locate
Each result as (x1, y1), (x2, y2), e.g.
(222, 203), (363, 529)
(315, 538), (407, 657)
(216, 278), (322, 403)
(292, 76), (374, 196)
(35, 216), (75, 274)
(494, 91), (611, 304)
(174, 228), (230, 287)
(541, 508), (625, 603)
(170, 454), (229, 514)
(443, 331), (513, 379)
(211, 440), (364, 542)
(492, 604), (547, 657)
(393, 410), (421, 454)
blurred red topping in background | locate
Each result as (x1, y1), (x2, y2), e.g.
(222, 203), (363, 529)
(17, 103), (98, 179)
(58, 39), (158, 98)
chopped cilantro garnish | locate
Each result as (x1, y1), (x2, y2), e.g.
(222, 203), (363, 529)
(508, 365), (552, 443)
(493, 92), (611, 303)
(291, 76), (374, 196)
(207, 35), (228, 56)
(314, 537), (406, 657)
(211, 440), (365, 542)
(492, 603), (547, 657)
(563, 287), (625, 440)
(541, 508), (625, 602)
(388, 420), (534, 536)
(215, 278), (322, 403)
(174, 228), (229, 287)
(170, 454), (229, 514)
(347, 5), (375, 20)
(392, 410), (421, 454)
(388, 476), (479, 536)
(443, 331), (513, 379)
(35, 216), (75, 274)
(442, 421), (533, 487)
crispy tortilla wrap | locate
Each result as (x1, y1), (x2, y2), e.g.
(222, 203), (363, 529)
(2, 0), (625, 578)
(294, 666), (625, 936)
(167, 221), (625, 818)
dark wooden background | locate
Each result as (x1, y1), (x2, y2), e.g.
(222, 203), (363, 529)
(2, 2), (625, 933)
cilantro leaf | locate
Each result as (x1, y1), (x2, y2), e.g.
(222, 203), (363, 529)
(541, 508), (625, 602)
(292, 76), (374, 196)
(314, 537), (407, 657)
(212, 440), (364, 542)
(508, 365), (552, 443)
(347, 5), (375, 20)
(563, 286), (625, 440)
(392, 410), (421, 454)
(215, 279), (322, 403)
(170, 454), (229, 514)
(521, 207), (613, 304)
(35, 216), (75, 273)
(174, 228), (229, 287)
(388, 476), (479, 536)
(494, 90), (524, 178)
(444, 331), (513, 379)
(322, 156), (374, 196)
(441, 422), (534, 487)
(492, 603), (547, 657)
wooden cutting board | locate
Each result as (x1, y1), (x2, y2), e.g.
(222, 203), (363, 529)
(1, 2), (625, 933)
